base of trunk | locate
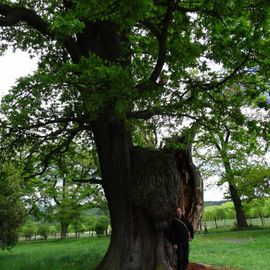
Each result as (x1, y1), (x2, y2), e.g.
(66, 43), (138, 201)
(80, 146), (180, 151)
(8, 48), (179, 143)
(188, 263), (233, 270)
(96, 207), (176, 270)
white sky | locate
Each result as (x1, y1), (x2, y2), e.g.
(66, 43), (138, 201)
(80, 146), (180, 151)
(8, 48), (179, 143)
(0, 50), (225, 201)
(203, 176), (228, 201)
(0, 49), (38, 97)
(204, 188), (226, 201)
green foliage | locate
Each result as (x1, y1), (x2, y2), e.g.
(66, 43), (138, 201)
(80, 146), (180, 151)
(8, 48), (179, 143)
(49, 225), (57, 235)
(83, 215), (98, 232)
(94, 215), (110, 236)
(21, 222), (38, 240)
(0, 0), (269, 131)
(0, 164), (25, 250)
(237, 165), (270, 199)
(244, 197), (270, 219)
(50, 14), (85, 39)
(75, 55), (135, 117)
(1, 0), (269, 167)
(37, 223), (50, 240)
(193, 89), (268, 226)
(10, 138), (108, 237)
(220, 202), (235, 219)
(204, 201), (236, 222)
(40, 145), (107, 231)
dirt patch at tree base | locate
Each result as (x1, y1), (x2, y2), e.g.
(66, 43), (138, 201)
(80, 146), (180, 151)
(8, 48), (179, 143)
(188, 262), (234, 270)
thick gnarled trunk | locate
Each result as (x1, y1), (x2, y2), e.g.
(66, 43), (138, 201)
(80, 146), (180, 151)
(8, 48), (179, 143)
(83, 19), (203, 270)
(93, 119), (203, 269)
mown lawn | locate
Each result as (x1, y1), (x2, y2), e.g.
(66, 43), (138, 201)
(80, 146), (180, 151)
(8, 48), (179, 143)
(0, 237), (109, 270)
(0, 228), (269, 270)
(190, 228), (270, 270)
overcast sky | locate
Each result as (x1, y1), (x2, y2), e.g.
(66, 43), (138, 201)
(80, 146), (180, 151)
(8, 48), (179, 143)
(0, 49), (226, 201)
(0, 49), (37, 97)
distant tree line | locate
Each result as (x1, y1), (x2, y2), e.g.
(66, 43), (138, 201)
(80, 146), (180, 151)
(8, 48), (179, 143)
(20, 213), (110, 241)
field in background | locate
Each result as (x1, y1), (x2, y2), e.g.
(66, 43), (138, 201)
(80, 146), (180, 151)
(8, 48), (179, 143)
(0, 227), (269, 270)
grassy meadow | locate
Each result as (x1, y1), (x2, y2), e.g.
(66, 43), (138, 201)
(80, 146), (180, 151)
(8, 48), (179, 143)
(0, 228), (269, 270)
(190, 228), (270, 270)
(0, 237), (109, 270)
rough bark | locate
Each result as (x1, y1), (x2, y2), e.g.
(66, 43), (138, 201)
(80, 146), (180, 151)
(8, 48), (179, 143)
(171, 141), (204, 229)
(92, 118), (203, 269)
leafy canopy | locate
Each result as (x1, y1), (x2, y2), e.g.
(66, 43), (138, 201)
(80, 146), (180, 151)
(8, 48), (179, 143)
(0, 1), (269, 195)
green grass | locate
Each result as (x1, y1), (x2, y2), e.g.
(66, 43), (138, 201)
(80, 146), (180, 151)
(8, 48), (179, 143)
(190, 228), (270, 270)
(0, 237), (109, 270)
(0, 228), (269, 270)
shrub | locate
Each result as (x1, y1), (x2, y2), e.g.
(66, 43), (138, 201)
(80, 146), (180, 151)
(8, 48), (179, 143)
(94, 216), (110, 236)
(21, 222), (38, 240)
(38, 223), (50, 240)
(0, 166), (25, 249)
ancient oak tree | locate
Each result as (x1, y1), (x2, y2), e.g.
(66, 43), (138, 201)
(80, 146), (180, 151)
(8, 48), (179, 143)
(0, 1), (269, 269)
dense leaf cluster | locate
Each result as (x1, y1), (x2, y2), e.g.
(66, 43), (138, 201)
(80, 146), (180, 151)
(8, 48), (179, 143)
(0, 165), (25, 249)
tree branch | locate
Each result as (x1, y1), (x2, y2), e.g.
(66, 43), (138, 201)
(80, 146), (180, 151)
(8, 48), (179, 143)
(127, 106), (198, 121)
(142, 19), (161, 40)
(1, 117), (75, 131)
(23, 126), (83, 179)
(154, 1), (226, 23)
(0, 3), (81, 62)
(205, 52), (251, 90)
(149, 3), (173, 83)
(72, 178), (103, 185)
(174, 3), (225, 24)
(0, 3), (51, 36)
(215, 143), (222, 152)
(23, 197), (41, 217)
(224, 125), (231, 143)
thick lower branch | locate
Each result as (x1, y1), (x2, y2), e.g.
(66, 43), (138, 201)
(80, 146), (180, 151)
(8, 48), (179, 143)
(0, 3), (81, 62)
(0, 3), (50, 35)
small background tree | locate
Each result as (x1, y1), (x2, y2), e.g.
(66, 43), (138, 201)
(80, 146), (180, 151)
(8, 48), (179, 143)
(0, 164), (25, 249)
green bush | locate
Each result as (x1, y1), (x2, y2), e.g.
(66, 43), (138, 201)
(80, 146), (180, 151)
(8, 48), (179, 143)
(38, 223), (50, 240)
(94, 216), (110, 236)
(0, 166), (25, 249)
(21, 222), (38, 240)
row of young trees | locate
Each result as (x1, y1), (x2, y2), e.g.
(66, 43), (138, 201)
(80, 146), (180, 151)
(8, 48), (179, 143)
(0, 1), (269, 269)
(204, 199), (270, 227)
(21, 214), (110, 240)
